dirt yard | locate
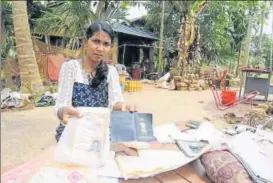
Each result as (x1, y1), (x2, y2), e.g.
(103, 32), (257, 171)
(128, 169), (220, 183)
(1, 84), (254, 169)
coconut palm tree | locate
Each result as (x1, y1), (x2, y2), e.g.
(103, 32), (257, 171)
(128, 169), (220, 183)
(12, 1), (44, 93)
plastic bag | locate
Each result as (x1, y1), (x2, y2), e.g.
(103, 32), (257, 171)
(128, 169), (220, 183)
(54, 107), (111, 168)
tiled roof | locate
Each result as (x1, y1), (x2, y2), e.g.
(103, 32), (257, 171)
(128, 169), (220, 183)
(111, 22), (159, 40)
(34, 21), (158, 41)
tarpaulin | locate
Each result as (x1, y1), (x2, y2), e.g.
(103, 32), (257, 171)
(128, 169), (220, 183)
(47, 54), (68, 81)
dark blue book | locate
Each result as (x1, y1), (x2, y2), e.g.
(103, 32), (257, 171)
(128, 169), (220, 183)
(110, 111), (156, 143)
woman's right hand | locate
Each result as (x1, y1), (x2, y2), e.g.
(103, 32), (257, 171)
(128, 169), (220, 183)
(58, 106), (82, 124)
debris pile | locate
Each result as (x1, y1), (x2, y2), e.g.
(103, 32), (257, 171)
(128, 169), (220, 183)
(1, 88), (23, 110)
(173, 76), (206, 91)
(199, 66), (217, 85)
(224, 103), (273, 130)
(1, 88), (57, 111)
(171, 65), (217, 91)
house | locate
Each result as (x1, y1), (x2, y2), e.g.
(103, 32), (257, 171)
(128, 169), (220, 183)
(110, 22), (158, 69)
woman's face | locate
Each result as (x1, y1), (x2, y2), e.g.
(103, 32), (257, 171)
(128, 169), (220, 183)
(85, 31), (112, 64)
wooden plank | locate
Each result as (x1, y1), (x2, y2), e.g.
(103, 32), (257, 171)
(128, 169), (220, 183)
(155, 170), (189, 183)
(175, 165), (212, 183)
(119, 177), (160, 183)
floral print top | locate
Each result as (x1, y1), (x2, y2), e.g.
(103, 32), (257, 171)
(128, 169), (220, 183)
(54, 59), (124, 115)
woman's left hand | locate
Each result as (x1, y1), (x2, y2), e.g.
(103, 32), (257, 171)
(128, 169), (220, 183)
(114, 102), (137, 112)
(121, 103), (138, 112)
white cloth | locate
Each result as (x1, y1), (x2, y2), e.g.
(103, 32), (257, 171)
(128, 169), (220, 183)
(54, 59), (124, 115)
(228, 131), (273, 183)
(154, 123), (188, 143)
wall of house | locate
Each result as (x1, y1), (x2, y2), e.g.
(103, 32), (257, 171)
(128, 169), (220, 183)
(117, 33), (155, 67)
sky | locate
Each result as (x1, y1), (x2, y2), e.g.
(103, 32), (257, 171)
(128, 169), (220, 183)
(265, 11), (273, 35)
(126, 4), (273, 36)
(126, 4), (147, 20)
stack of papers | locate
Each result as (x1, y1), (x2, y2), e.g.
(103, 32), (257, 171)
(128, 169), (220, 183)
(111, 123), (213, 179)
(115, 150), (184, 179)
(115, 147), (211, 180)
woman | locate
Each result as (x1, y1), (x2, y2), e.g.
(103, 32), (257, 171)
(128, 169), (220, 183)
(54, 21), (137, 142)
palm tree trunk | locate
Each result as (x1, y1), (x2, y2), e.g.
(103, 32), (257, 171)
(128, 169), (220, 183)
(12, 1), (44, 93)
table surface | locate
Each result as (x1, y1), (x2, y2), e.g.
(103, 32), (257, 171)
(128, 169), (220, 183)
(1, 121), (212, 183)
(240, 67), (271, 74)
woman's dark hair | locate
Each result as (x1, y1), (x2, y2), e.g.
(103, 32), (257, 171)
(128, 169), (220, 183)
(86, 21), (114, 41)
(86, 21), (114, 87)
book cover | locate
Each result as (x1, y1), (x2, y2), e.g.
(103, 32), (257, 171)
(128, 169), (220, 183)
(110, 111), (156, 143)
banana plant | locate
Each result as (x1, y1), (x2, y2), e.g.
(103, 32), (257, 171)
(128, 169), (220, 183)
(176, 0), (208, 74)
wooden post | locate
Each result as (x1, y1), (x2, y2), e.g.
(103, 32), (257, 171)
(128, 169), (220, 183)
(149, 47), (155, 71)
(45, 36), (51, 46)
(122, 44), (126, 65)
(139, 48), (144, 63)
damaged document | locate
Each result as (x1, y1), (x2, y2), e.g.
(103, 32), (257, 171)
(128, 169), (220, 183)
(54, 107), (111, 168)
(115, 146), (211, 180)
